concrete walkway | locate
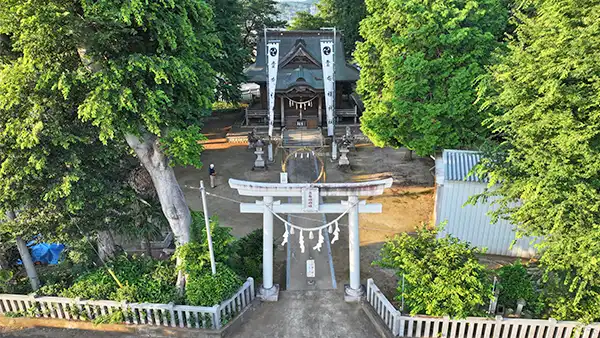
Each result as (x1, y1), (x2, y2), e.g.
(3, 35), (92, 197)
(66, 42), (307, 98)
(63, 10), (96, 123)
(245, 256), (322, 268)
(285, 154), (336, 291)
(230, 290), (378, 338)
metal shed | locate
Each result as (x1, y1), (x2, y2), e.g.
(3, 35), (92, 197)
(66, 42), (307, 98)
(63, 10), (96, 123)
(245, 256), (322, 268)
(434, 150), (537, 258)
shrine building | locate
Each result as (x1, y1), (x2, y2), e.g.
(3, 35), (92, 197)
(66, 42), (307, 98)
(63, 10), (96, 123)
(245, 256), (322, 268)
(243, 29), (361, 147)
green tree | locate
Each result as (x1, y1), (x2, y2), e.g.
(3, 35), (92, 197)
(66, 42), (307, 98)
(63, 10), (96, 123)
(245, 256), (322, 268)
(377, 225), (493, 318)
(209, 0), (248, 102)
(476, 0), (600, 323)
(288, 12), (331, 30)
(240, 0), (286, 54)
(355, 0), (508, 156)
(317, 0), (367, 58)
(0, 20), (142, 267)
(0, 0), (220, 291)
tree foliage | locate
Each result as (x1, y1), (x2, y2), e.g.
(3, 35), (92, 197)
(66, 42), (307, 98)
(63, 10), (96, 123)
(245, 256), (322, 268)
(355, 0), (508, 156)
(0, 5), (139, 246)
(318, 0), (367, 58)
(288, 12), (331, 31)
(209, 0), (248, 102)
(240, 0), (286, 55)
(476, 0), (600, 323)
(377, 225), (493, 318)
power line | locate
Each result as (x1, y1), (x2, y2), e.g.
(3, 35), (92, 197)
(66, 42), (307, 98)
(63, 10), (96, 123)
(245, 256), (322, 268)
(183, 185), (404, 233)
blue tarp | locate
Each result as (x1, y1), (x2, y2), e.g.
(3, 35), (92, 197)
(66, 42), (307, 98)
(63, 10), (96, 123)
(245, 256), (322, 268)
(17, 242), (65, 265)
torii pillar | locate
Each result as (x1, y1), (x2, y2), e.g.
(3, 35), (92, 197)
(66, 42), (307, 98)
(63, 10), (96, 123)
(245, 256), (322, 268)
(229, 178), (393, 302)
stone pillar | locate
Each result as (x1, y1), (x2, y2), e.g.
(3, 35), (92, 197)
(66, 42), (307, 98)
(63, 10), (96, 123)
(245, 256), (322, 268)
(345, 195), (363, 302)
(332, 140), (338, 160)
(280, 96), (285, 127)
(259, 196), (279, 301)
(268, 143), (274, 162)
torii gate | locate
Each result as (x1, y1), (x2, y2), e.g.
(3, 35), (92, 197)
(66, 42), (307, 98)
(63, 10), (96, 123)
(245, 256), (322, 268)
(229, 178), (393, 302)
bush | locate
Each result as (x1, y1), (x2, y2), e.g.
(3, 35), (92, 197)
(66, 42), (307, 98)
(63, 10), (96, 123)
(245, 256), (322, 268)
(177, 213), (236, 277)
(377, 225), (493, 318)
(212, 101), (246, 112)
(185, 263), (242, 306)
(496, 261), (536, 310)
(229, 229), (266, 281)
(61, 255), (177, 303)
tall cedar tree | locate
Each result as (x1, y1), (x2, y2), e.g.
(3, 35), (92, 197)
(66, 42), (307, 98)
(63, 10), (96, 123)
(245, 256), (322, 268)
(355, 0), (508, 156)
(287, 0), (366, 59)
(240, 0), (286, 56)
(209, 0), (247, 102)
(318, 0), (367, 58)
(477, 0), (600, 323)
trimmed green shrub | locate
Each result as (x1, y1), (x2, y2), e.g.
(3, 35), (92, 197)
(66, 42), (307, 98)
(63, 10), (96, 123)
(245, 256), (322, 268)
(497, 261), (535, 309)
(185, 264), (242, 306)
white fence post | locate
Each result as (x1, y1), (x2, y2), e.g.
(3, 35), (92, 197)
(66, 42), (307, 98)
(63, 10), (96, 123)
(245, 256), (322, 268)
(393, 310), (401, 336)
(213, 304), (221, 330)
(442, 316), (450, 337)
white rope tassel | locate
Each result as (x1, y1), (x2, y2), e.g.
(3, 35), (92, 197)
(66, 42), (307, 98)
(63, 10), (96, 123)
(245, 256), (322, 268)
(309, 231), (314, 240)
(289, 223), (295, 235)
(328, 223), (333, 233)
(281, 227), (289, 246)
(312, 230), (324, 251)
(331, 221), (340, 245)
(299, 230), (305, 253)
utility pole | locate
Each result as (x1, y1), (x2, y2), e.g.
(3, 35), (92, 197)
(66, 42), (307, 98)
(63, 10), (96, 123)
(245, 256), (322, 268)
(200, 181), (217, 275)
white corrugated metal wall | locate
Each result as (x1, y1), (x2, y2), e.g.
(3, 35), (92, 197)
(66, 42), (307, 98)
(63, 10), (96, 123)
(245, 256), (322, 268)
(436, 181), (537, 258)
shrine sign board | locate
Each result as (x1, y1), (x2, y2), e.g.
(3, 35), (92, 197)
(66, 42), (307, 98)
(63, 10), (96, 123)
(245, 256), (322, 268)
(302, 188), (320, 212)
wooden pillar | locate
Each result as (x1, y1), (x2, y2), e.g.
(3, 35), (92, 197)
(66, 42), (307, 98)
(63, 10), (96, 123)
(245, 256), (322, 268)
(318, 95), (323, 127)
(260, 84), (267, 109)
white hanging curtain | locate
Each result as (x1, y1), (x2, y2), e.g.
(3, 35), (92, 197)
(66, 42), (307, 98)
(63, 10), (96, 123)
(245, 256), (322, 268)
(267, 41), (280, 137)
(320, 40), (335, 136)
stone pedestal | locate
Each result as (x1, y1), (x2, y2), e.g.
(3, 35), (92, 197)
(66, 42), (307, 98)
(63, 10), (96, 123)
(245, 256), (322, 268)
(254, 147), (265, 169)
(339, 146), (350, 166)
(257, 284), (280, 302)
(344, 284), (365, 302)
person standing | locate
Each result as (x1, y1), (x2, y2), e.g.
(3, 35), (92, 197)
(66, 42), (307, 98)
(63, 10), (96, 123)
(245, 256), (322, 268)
(209, 163), (216, 188)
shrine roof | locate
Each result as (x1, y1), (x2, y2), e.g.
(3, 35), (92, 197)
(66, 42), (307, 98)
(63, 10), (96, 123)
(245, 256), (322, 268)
(244, 30), (360, 86)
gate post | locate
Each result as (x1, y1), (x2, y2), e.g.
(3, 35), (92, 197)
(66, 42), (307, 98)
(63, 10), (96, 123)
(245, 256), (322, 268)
(257, 196), (279, 301)
(345, 195), (364, 302)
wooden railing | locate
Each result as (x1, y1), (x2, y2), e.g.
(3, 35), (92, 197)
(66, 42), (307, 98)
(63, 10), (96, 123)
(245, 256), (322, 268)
(365, 278), (600, 338)
(335, 106), (358, 124)
(0, 277), (254, 330)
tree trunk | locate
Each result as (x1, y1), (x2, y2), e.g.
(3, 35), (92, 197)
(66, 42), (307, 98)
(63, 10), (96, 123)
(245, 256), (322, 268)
(404, 149), (413, 161)
(125, 133), (190, 291)
(8, 210), (40, 291)
(97, 230), (117, 261)
(144, 235), (153, 258)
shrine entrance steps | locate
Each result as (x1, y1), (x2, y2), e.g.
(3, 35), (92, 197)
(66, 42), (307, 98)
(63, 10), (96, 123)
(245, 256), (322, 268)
(229, 290), (379, 338)
(282, 128), (325, 149)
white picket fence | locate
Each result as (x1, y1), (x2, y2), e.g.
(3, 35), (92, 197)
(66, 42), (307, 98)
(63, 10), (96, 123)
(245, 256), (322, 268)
(0, 277), (254, 330)
(367, 278), (402, 334)
(366, 278), (600, 338)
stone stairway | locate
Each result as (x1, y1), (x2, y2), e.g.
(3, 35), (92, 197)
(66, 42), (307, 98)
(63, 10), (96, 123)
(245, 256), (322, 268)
(229, 290), (379, 338)
(283, 129), (325, 149)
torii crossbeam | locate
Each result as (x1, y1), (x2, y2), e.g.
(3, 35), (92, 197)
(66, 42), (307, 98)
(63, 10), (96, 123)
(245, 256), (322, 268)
(229, 178), (393, 302)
